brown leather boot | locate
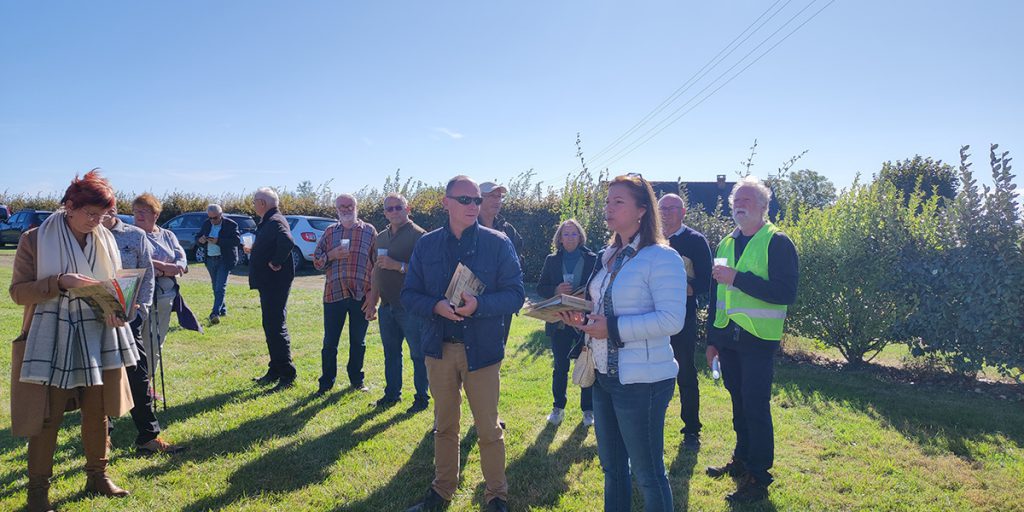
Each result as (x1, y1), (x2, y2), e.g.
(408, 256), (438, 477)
(26, 476), (55, 512)
(84, 472), (130, 497)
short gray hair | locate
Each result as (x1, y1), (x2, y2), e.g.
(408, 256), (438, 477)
(207, 204), (223, 214)
(384, 192), (408, 206)
(729, 175), (772, 211)
(254, 187), (280, 207)
(336, 193), (357, 207)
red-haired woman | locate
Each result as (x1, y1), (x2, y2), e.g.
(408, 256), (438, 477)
(10, 170), (139, 511)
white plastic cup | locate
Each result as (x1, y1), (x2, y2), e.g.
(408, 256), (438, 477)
(241, 234), (254, 250)
(340, 239), (351, 252)
(377, 248), (388, 257)
(714, 257), (728, 267)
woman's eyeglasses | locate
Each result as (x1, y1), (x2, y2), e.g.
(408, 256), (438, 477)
(447, 195), (483, 206)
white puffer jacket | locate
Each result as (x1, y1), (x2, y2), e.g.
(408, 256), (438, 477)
(589, 242), (687, 384)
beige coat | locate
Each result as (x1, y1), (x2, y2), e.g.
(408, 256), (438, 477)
(8, 229), (133, 438)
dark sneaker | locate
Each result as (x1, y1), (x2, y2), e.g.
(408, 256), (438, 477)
(137, 437), (188, 455)
(407, 397), (430, 414)
(405, 487), (450, 511)
(726, 474), (769, 503)
(706, 458), (748, 479)
(253, 373), (279, 385)
(353, 383), (370, 392)
(486, 497), (509, 512)
(314, 385), (332, 397)
(269, 379), (294, 393)
(682, 432), (701, 450)
(208, 314), (220, 325)
(375, 397), (400, 409)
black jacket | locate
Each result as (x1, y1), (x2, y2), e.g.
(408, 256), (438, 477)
(536, 246), (597, 340)
(248, 208), (295, 290)
(196, 216), (241, 267)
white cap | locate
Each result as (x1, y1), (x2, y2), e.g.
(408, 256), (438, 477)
(479, 182), (508, 195)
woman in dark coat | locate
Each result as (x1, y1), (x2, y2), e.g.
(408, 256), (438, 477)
(536, 219), (597, 427)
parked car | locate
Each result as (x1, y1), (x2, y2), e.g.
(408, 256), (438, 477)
(117, 214), (135, 225)
(0, 204), (11, 222)
(285, 215), (337, 272)
(162, 212), (258, 263)
(0, 209), (53, 246)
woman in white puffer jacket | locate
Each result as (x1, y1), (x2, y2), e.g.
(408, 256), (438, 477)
(562, 173), (687, 512)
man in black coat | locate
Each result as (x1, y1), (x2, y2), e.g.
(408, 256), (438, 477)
(248, 187), (296, 392)
(658, 193), (713, 449)
(196, 204), (240, 324)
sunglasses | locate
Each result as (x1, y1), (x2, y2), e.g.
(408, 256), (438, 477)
(384, 205), (405, 213)
(447, 195), (483, 206)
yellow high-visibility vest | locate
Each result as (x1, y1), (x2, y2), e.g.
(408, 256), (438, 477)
(713, 222), (788, 340)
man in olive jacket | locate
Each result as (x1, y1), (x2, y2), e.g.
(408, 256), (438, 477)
(248, 187), (296, 392)
(401, 176), (524, 512)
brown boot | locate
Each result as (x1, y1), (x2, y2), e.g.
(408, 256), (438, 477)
(84, 472), (130, 497)
(27, 476), (55, 512)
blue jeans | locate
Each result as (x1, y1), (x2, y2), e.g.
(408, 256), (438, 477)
(319, 298), (370, 389)
(378, 303), (429, 401)
(551, 328), (592, 411)
(593, 373), (674, 512)
(205, 255), (231, 316)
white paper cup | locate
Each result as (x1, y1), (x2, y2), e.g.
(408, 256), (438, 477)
(714, 257), (728, 267)
(241, 234), (254, 250)
(377, 248), (388, 257)
(340, 239), (351, 251)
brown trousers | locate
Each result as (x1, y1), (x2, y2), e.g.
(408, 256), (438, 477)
(27, 385), (109, 480)
(426, 343), (507, 502)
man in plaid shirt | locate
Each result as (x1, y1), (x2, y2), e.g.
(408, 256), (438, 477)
(313, 194), (378, 395)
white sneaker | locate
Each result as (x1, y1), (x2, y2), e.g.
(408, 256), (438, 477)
(582, 410), (595, 427)
(547, 407), (565, 425)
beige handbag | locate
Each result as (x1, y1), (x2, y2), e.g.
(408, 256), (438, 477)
(571, 343), (597, 388)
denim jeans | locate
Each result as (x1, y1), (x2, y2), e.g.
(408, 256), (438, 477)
(593, 372), (674, 512)
(320, 298), (370, 389)
(551, 328), (592, 411)
(378, 303), (429, 401)
(205, 255), (231, 316)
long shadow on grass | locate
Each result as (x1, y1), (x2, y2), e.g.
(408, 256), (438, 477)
(0, 387), (254, 500)
(513, 330), (551, 360)
(475, 421), (595, 509)
(334, 431), (434, 511)
(137, 391), (343, 480)
(181, 404), (412, 511)
(773, 362), (1024, 462)
(668, 441), (699, 511)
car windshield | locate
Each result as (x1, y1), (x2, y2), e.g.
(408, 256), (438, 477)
(308, 219), (336, 231)
(230, 216), (257, 231)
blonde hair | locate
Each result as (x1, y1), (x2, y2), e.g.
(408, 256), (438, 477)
(132, 192), (163, 215)
(551, 218), (587, 252)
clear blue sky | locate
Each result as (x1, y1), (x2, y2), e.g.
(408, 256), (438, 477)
(1, 0), (1021, 198)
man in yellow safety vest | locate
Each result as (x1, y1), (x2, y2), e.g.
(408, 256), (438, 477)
(705, 175), (799, 504)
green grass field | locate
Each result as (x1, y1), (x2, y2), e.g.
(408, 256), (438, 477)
(0, 251), (1021, 511)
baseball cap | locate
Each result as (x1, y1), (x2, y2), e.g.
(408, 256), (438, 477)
(480, 182), (508, 195)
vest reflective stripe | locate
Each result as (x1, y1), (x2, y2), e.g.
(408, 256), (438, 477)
(714, 222), (788, 340)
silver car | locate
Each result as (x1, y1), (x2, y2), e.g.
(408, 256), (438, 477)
(285, 215), (337, 271)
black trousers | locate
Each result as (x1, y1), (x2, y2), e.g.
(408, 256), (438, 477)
(116, 317), (161, 445)
(717, 324), (780, 486)
(259, 282), (296, 382)
(670, 307), (702, 435)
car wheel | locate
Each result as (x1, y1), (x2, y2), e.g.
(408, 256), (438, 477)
(291, 247), (304, 273)
(195, 245), (206, 263)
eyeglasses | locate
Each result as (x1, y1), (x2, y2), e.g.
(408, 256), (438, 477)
(131, 208), (155, 216)
(447, 195), (483, 206)
(78, 209), (108, 221)
(384, 205), (406, 213)
(561, 232), (580, 238)
(626, 172), (645, 181)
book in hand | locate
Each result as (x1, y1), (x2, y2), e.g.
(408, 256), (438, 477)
(69, 268), (147, 321)
(445, 263), (486, 308)
(523, 293), (593, 323)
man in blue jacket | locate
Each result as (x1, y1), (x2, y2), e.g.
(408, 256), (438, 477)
(196, 204), (240, 324)
(402, 176), (525, 512)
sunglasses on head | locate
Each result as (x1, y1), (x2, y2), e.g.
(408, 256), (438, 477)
(384, 205), (405, 213)
(447, 195), (483, 206)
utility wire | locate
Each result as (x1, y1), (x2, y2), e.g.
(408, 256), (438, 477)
(590, 0), (837, 172)
(581, 0), (791, 167)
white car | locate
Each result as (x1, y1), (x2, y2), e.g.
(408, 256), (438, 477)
(285, 215), (337, 271)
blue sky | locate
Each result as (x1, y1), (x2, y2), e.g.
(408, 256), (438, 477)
(1, 1), (1021, 198)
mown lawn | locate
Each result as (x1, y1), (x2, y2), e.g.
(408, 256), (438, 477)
(0, 251), (1021, 511)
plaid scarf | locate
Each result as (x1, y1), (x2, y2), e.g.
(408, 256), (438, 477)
(20, 210), (139, 388)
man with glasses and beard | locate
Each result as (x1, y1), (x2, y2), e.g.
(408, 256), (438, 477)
(402, 176), (524, 512)
(312, 194), (378, 395)
(705, 176), (799, 504)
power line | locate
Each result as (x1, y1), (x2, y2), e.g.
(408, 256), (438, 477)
(590, 0), (837, 172)
(581, 0), (792, 167)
